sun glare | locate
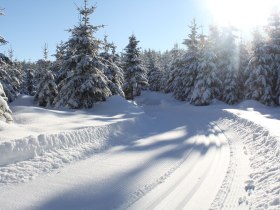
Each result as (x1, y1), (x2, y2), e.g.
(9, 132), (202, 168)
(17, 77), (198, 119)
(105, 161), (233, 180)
(207, 0), (279, 29)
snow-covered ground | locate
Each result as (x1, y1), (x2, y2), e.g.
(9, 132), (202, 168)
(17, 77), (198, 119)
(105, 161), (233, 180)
(0, 91), (279, 210)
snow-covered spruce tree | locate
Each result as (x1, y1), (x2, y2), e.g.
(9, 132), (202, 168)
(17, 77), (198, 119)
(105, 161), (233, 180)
(190, 37), (221, 105)
(245, 30), (275, 105)
(34, 45), (52, 92)
(162, 44), (185, 93)
(52, 41), (66, 80)
(165, 54), (185, 94)
(55, 42), (73, 85)
(266, 8), (280, 104)
(34, 45), (58, 107)
(99, 36), (124, 97)
(24, 68), (36, 95)
(0, 82), (13, 123)
(54, 0), (112, 108)
(8, 61), (22, 96)
(144, 49), (162, 91)
(0, 9), (19, 102)
(20, 60), (36, 95)
(0, 56), (22, 102)
(173, 19), (200, 101)
(122, 34), (148, 99)
(218, 27), (239, 104)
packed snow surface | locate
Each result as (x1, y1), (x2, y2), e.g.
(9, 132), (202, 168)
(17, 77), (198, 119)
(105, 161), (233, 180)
(0, 91), (279, 210)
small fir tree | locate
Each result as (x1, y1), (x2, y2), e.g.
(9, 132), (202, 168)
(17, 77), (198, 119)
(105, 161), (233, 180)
(34, 45), (58, 107)
(122, 34), (148, 99)
(25, 68), (36, 95)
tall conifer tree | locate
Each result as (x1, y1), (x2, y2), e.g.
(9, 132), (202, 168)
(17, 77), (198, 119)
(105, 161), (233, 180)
(173, 19), (200, 101)
(54, 0), (113, 108)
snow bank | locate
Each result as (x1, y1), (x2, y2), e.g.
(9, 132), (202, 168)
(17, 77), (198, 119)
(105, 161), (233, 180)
(0, 95), (143, 184)
(0, 123), (110, 166)
(0, 95), (141, 141)
(0, 119), (138, 184)
(222, 112), (280, 210)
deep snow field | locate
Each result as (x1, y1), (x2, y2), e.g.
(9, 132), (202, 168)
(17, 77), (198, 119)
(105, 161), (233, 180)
(0, 91), (279, 210)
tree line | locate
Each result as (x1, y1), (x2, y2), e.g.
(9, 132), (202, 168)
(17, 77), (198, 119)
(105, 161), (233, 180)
(0, 1), (280, 122)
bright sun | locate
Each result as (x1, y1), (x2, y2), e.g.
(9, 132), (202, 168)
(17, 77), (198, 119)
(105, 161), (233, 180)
(207, 0), (279, 30)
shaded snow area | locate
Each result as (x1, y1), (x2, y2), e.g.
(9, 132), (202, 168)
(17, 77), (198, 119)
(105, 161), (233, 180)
(0, 92), (279, 210)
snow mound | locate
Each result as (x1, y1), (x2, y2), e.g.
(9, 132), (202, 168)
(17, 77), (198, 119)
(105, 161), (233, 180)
(237, 100), (268, 110)
(135, 91), (179, 107)
(93, 95), (140, 114)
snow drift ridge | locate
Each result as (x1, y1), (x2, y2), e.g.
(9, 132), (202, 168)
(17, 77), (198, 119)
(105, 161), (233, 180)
(0, 120), (131, 167)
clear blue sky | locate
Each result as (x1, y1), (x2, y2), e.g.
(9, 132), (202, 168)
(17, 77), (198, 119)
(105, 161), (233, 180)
(1, 0), (213, 61)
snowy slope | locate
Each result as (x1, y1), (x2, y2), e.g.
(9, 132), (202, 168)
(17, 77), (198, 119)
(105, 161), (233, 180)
(0, 92), (279, 210)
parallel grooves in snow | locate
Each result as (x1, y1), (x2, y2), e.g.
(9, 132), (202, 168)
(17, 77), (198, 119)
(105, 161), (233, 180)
(127, 122), (230, 210)
(209, 121), (237, 210)
(175, 141), (219, 210)
(137, 144), (198, 210)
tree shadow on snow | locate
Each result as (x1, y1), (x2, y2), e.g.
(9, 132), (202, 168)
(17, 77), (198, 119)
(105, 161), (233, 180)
(34, 104), (228, 210)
